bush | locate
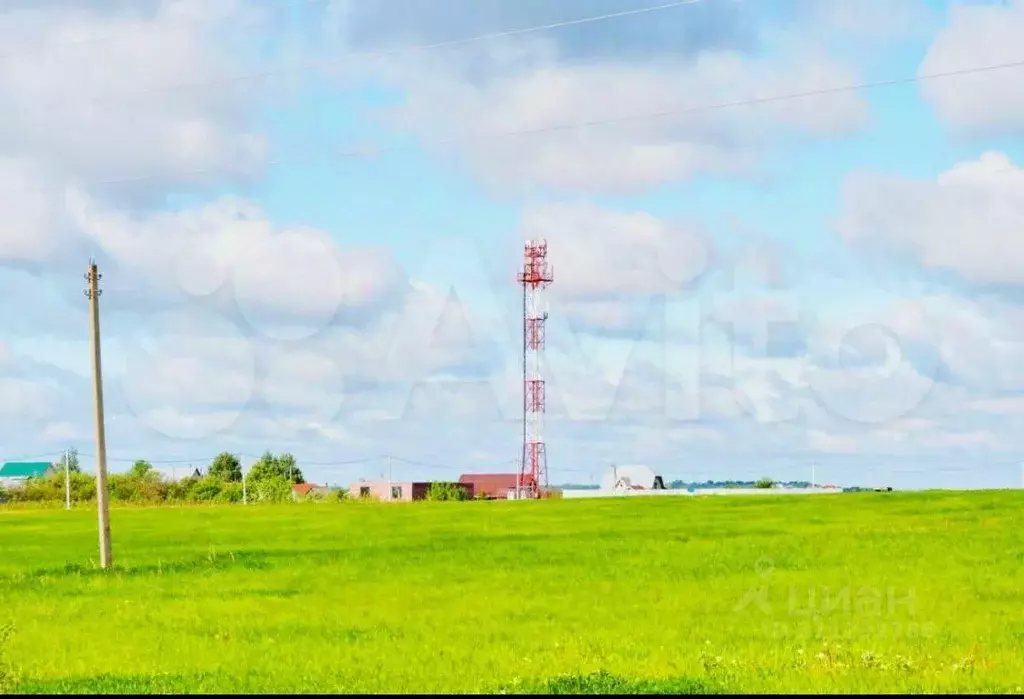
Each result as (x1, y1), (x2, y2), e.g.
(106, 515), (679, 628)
(756, 478), (776, 490)
(69, 472), (97, 501)
(8, 477), (55, 503)
(249, 476), (293, 504)
(426, 482), (470, 502)
(0, 458), (311, 508)
(190, 477), (224, 502)
(334, 488), (349, 502)
(108, 472), (167, 503)
(215, 482), (243, 503)
(165, 477), (198, 503)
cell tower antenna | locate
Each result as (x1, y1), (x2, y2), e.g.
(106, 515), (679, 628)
(517, 239), (553, 499)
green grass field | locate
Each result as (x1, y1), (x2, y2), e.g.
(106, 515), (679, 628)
(1, 491), (1023, 694)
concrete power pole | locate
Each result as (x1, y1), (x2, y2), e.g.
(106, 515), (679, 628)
(64, 448), (71, 511)
(86, 261), (113, 569)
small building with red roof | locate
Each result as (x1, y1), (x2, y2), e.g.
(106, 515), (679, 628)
(458, 473), (535, 500)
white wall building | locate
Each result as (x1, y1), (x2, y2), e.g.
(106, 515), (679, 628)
(600, 465), (664, 492)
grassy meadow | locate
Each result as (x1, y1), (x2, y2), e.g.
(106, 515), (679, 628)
(1, 491), (1023, 694)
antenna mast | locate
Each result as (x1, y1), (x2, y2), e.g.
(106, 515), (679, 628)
(517, 240), (553, 499)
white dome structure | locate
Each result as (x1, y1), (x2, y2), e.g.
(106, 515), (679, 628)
(601, 464), (662, 491)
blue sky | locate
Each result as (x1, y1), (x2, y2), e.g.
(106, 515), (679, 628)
(2, 0), (1024, 490)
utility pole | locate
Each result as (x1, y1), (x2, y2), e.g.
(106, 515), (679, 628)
(85, 260), (112, 569)
(242, 466), (247, 506)
(811, 463), (817, 490)
(388, 453), (393, 501)
(64, 448), (71, 511)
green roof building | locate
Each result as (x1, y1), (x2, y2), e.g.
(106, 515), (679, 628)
(0, 462), (56, 482)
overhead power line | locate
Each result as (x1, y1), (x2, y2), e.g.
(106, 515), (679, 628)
(75, 451), (383, 467)
(13, 450), (1024, 483)
(74, 55), (1024, 190)
(21, 0), (720, 108)
(1, 0), (712, 64)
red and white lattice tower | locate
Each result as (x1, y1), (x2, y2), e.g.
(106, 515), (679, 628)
(517, 240), (553, 499)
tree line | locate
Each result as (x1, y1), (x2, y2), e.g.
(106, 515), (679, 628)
(0, 450), (322, 505)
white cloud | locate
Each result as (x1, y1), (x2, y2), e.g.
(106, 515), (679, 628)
(807, 0), (935, 41)
(521, 203), (710, 299)
(0, 158), (65, 263)
(378, 41), (866, 194)
(0, 0), (273, 266)
(0, 0), (266, 185)
(111, 308), (256, 441)
(65, 192), (406, 339)
(919, 0), (1024, 133)
(805, 417), (995, 456)
(0, 378), (57, 422)
(839, 152), (1024, 285)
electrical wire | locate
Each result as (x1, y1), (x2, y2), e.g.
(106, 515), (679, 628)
(16, 0), (722, 109)
(0, 453), (63, 464)
(62, 55), (1024, 190)
(10, 450), (1023, 488)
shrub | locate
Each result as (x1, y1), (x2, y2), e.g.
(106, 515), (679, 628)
(756, 478), (776, 490)
(334, 488), (349, 502)
(249, 476), (292, 504)
(215, 482), (243, 503)
(165, 477), (198, 503)
(68, 472), (96, 502)
(190, 477), (224, 502)
(426, 482), (470, 502)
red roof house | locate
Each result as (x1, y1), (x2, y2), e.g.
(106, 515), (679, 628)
(458, 473), (535, 500)
(291, 483), (330, 499)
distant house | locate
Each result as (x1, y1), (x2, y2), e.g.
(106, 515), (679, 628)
(348, 480), (473, 502)
(458, 473), (535, 500)
(0, 462), (56, 488)
(600, 465), (665, 492)
(159, 466), (203, 483)
(292, 483), (331, 500)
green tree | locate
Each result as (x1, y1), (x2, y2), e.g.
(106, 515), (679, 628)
(130, 460), (155, 479)
(54, 448), (81, 474)
(208, 452), (242, 482)
(755, 478), (776, 490)
(248, 452), (304, 485)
